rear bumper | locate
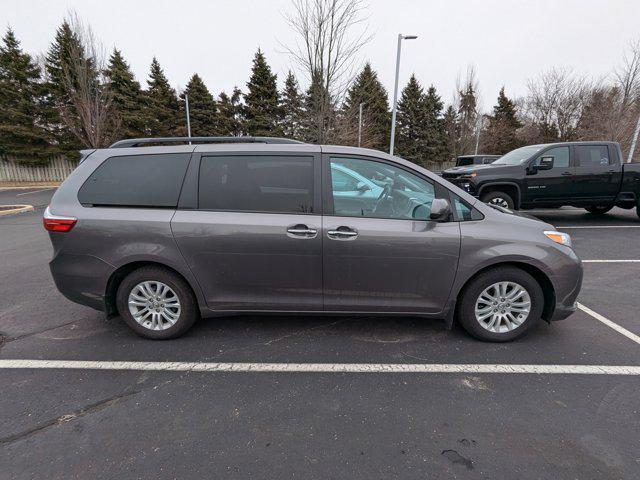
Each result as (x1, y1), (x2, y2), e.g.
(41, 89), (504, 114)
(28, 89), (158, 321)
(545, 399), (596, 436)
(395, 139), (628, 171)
(49, 253), (114, 311)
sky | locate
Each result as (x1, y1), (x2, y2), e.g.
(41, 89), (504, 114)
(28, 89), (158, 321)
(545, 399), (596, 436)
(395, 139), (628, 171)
(3, 0), (640, 111)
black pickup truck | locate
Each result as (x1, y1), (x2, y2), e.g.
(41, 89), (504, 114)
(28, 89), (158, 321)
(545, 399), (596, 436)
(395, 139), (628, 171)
(442, 141), (640, 216)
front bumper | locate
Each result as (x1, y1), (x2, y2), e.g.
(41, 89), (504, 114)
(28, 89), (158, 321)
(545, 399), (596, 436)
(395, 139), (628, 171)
(548, 249), (583, 321)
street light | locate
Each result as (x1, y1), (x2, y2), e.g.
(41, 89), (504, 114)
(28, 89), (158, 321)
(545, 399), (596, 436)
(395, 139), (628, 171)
(389, 34), (418, 156)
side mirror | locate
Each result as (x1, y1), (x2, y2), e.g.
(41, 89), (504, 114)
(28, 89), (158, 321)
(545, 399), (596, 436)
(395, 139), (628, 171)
(537, 156), (554, 170)
(356, 181), (371, 193)
(429, 198), (452, 221)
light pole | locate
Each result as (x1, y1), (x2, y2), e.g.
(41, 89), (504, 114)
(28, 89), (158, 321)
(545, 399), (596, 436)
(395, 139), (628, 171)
(358, 102), (364, 147)
(185, 94), (192, 144)
(628, 113), (640, 163)
(390, 33), (417, 155)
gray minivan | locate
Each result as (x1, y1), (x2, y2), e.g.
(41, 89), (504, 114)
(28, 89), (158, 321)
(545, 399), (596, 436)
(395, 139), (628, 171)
(44, 137), (582, 342)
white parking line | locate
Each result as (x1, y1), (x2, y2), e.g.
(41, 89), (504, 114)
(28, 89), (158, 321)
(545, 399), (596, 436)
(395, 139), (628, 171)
(577, 302), (640, 345)
(582, 260), (640, 263)
(15, 188), (54, 196)
(557, 225), (640, 229)
(0, 359), (639, 375)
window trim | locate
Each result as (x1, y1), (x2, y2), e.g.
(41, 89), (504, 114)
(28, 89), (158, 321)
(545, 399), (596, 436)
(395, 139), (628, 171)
(193, 152), (322, 216)
(322, 153), (450, 222)
(78, 152), (193, 208)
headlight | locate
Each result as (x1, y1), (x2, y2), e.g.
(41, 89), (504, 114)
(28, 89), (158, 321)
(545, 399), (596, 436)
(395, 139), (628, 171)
(544, 230), (572, 248)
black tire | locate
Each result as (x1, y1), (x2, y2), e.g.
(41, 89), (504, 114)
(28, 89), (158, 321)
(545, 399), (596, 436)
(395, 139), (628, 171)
(457, 267), (544, 342)
(481, 191), (515, 210)
(585, 205), (613, 214)
(116, 266), (198, 339)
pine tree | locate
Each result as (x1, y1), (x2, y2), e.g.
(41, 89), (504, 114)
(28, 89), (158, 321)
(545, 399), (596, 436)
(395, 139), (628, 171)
(396, 77), (446, 166)
(44, 21), (84, 155)
(340, 63), (389, 150)
(280, 71), (304, 140)
(104, 48), (145, 139)
(180, 73), (218, 136)
(396, 75), (426, 162)
(144, 57), (180, 137)
(422, 86), (447, 164)
(457, 82), (478, 155)
(483, 87), (522, 154)
(0, 28), (56, 163)
(443, 105), (459, 161)
(243, 49), (282, 136)
(301, 72), (334, 144)
(218, 87), (244, 136)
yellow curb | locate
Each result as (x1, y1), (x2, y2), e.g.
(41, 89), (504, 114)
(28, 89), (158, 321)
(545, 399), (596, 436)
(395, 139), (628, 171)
(0, 204), (34, 216)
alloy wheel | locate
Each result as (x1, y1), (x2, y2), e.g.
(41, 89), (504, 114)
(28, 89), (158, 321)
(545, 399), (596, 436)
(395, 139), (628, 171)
(128, 281), (181, 331)
(474, 281), (531, 333)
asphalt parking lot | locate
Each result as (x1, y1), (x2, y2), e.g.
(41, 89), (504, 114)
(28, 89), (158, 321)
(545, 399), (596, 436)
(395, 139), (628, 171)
(1, 188), (639, 479)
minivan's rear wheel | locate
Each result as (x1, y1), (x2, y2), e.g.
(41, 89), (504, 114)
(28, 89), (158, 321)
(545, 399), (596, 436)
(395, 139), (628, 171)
(457, 267), (544, 342)
(585, 205), (613, 214)
(116, 266), (198, 339)
(481, 191), (515, 210)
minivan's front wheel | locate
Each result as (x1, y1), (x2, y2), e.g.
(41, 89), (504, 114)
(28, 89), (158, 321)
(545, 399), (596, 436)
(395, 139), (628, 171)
(481, 191), (515, 210)
(116, 266), (198, 339)
(457, 267), (544, 342)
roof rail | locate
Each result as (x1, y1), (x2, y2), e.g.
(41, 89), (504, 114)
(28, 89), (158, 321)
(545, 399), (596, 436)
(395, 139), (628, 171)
(109, 136), (304, 148)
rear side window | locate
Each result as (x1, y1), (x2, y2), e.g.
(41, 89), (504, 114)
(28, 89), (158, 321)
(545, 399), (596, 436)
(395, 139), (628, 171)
(576, 145), (610, 166)
(78, 154), (191, 207)
(457, 157), (473, 166)
(198, 155), (314, 214)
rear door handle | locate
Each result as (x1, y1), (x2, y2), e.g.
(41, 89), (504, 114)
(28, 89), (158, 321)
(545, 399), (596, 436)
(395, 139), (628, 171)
(561, 171), (572, 176)
(327, 227), (358, 240)
(287, 224), (317, 238)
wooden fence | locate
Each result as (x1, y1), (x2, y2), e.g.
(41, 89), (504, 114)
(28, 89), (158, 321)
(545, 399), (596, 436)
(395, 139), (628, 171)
(0, 156), (77, 183)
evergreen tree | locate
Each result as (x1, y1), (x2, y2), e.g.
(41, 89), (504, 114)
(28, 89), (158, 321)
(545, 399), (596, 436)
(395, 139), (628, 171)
(0, 28), (56, 163)
(396, 75), (426, 162)
(243, 49), (282, 136)
(422, 86), (447, 163)
(218, 87), (244, 136)
(180, 73), (218, 136)
(456, 82), (478, 155)
(443, 105), (459, 161)
(104, 48), (145, 139)
(396, 77), (446, 166)
(144, 57), (180, 137)
(483, 87), (522, 154)
(301, 72), (334, 144)
(340, 63), (389, 150)
(44, 21), (84, 154)
(280, 71), (304, 140)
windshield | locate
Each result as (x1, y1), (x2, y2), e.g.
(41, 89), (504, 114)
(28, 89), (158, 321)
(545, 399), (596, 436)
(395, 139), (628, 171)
(491, 146), (543, 165)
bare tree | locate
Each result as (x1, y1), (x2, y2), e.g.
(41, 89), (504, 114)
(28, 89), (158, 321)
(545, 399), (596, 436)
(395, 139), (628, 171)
(283, 0), (371, 143)
(58, 13), (119, 149)
(524, 67), (589, 141)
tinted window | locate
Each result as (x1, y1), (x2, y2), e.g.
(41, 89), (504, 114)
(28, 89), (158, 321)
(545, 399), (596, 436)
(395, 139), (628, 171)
(199, 155), (314, 213)
(534, 146), (569, 168)
(78, 153), (191, 207)
(576, 145), (610, 166)
(457, 157), (474, 166)
(330, 157), (435, 220)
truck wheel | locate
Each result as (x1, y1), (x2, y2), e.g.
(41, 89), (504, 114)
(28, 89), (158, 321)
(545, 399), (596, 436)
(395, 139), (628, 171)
(457, 266), (544, 342)
(481, 191), (515, 210)
(585, 205), (613, 214)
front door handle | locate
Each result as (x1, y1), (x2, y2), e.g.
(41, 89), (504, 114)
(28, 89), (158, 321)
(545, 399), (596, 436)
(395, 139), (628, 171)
(561, 171), (572, 176)
(287, 224), (317, 238)
(327, 227), (358, 240)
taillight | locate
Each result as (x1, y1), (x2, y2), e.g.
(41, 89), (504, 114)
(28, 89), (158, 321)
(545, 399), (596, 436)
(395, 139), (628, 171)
(43, 206), (77, 233)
